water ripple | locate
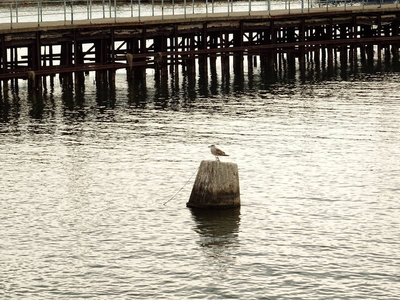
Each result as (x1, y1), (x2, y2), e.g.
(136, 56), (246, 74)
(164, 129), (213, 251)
(1, 71), (400, 299)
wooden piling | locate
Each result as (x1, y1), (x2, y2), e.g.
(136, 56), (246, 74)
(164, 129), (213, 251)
(187, 160), (240, 209)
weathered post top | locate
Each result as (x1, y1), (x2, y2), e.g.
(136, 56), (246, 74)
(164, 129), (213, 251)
(187, 160), (240, 209)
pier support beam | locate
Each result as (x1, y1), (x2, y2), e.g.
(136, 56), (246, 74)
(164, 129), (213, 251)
(1, 35), (7, 75)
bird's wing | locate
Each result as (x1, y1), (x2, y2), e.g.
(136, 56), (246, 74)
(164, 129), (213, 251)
(216, 148), (228, 156)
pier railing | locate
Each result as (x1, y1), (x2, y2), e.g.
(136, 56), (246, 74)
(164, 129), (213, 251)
(1, 0), (398, 27)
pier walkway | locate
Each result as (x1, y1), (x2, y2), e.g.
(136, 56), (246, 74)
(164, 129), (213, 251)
(1, 3), (400, 85)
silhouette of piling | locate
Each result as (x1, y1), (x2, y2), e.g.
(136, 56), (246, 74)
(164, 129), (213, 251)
(187, 160), (240, 209)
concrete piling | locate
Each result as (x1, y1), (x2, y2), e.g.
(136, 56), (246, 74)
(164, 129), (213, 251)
(187, 160), (240, 209)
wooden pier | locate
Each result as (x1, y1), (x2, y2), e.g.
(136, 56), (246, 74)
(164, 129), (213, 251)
(1, 4), (400, 90)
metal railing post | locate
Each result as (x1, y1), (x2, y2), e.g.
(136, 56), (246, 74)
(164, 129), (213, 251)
(64, 0), (67, 24)
(138, 0), (141, 21)
(16, 0), (19, 23)
(249, 0), (251, 15)
(130, 0), (133, 17)
(90, 0), (93, 23)
(114, 0), (117, 22)
(184, 0), (187, 18)
(71, 0), (74, 24)
(37, 0), (40, 26)
(10, 3), (13, 29)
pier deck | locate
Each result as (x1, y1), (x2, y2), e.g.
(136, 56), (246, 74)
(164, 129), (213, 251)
(1, 4), (400, 83)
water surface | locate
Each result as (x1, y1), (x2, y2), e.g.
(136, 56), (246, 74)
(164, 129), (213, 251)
(1, 62), (400, 299)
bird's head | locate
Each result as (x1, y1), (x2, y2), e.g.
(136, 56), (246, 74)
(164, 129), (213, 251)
(208, 145), (215, 148)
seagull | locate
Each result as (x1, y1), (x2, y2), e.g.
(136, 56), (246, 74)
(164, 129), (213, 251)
(208, 145), (229, 161)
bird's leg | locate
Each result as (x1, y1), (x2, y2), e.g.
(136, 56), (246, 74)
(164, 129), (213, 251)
(216, 157), (220, 162)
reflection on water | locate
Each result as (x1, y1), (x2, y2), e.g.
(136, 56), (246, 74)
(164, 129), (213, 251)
(2, 52), (400, 122)
(190, 208), (241, 251)
(1, 50), (400, 299)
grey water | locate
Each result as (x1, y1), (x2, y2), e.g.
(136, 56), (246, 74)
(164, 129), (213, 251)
(2, 54), (400, 299)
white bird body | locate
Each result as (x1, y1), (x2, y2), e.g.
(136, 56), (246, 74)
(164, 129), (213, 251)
(208, 145), (229, 161)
